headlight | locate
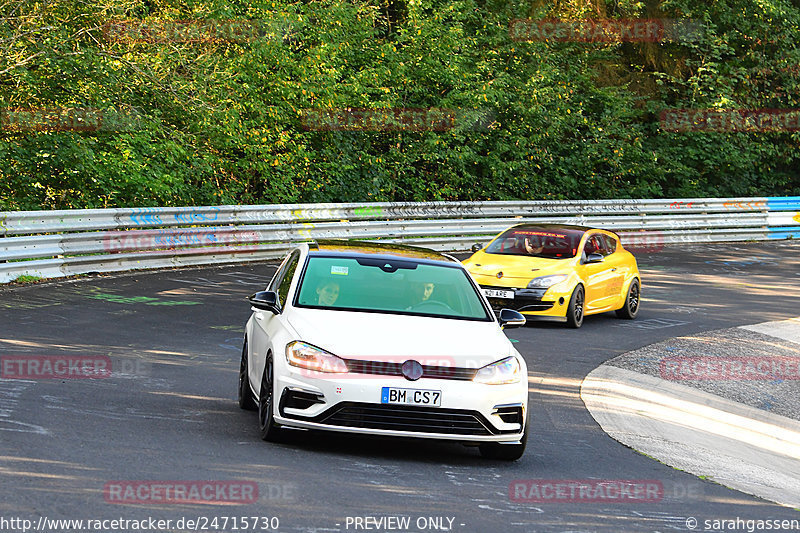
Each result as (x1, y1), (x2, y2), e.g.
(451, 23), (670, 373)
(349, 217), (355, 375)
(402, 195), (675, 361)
(473, 357), (521, 385)
(286, 341), (349, 373)
(527, 274), (568, 289)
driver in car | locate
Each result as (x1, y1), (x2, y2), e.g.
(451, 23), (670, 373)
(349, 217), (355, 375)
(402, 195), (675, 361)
(523, 236), (544, 255)
(421, 282), (435, 302)
(407, 282), (436, 309)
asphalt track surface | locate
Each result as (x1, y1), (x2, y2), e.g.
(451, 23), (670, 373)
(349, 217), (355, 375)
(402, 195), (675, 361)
(1, 241), (800, 533)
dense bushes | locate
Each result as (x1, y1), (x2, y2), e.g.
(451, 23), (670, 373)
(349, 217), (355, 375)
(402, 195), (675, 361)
(1, 0), (798, 210)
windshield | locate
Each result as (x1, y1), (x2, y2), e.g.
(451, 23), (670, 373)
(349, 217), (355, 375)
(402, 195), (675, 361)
(484, 228), (585, 259)
(295, 255), (492, 321)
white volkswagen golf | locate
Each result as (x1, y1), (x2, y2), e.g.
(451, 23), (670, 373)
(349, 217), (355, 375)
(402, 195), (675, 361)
(238, 240), (529, 460)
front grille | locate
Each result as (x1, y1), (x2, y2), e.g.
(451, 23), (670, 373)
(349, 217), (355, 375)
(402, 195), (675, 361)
(481, 285), (553, 312)
(343, 359), (477, 381)
(303, 402), (505, 435)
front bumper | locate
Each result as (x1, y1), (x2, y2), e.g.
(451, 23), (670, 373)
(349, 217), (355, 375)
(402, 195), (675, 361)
(273, 370), (527, 443)
(481, 285), (568, 319)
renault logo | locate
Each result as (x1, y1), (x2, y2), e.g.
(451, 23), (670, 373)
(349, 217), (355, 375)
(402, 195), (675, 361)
(401, 360), (424, 381)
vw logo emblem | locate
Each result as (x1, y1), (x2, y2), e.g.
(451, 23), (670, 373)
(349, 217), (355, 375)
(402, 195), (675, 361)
(401, 360), (424, 381)
(496, 271), (504, 279)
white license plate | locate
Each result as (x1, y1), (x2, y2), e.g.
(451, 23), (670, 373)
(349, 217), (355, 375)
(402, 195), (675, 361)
(381, 387), (441, 406)
(483, 288), (515, 299)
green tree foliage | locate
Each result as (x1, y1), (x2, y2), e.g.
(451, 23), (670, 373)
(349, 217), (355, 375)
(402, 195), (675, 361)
(0, 0), (798, 210)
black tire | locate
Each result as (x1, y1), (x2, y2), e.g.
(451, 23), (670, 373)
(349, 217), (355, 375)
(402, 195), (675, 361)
(479, 413), (528, 461)
(258, 353), (284, 442)
(616, 278), (640, 319)
(238, 339), (257, 411)
(565, 285), (585, 328)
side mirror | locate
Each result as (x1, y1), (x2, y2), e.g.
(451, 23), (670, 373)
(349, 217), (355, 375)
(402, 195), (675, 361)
(584, 253), (604, 264)
(248, 291), (281, 314)
(471, 243), (484, 253)
(498, 309), (526, 329)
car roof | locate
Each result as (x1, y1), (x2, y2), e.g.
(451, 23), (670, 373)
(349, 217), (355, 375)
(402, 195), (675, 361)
(507, 223), (621, 238)
(508, 223), (592, 232)
(309, 239), (456, 263)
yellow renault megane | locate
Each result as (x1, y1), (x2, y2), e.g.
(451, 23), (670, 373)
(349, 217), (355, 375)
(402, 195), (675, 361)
(463, 224), (640, 328)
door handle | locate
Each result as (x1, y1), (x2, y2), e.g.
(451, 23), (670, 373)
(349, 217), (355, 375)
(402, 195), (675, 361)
(611, 268), (617, 272)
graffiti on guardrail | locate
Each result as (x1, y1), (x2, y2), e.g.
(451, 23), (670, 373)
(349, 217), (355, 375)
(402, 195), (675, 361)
(353, 206), (386, 218)
(172, 208), (220, 224)
(236, 202), (646, 221)
(383, 203), (484, 218)
(722, 201), (767, 210)
(129, 207), (222, 225)
(229, 207), (340, 222)
(119, 200), (656, 225)
(103, 229), (262, 252)
(129, 208), (164, 226)
(522, 201), (642, 214)
(357, 201), (645, 218)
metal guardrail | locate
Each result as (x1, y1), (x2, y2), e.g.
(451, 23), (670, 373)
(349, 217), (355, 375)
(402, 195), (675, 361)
(1, 197), (798, 283)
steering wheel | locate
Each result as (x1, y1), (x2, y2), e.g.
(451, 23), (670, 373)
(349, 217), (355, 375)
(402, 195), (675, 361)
(409, 300), (455, 313)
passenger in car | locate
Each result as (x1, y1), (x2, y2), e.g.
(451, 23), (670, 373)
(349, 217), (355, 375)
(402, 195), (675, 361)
(316, 281), (340, 306)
